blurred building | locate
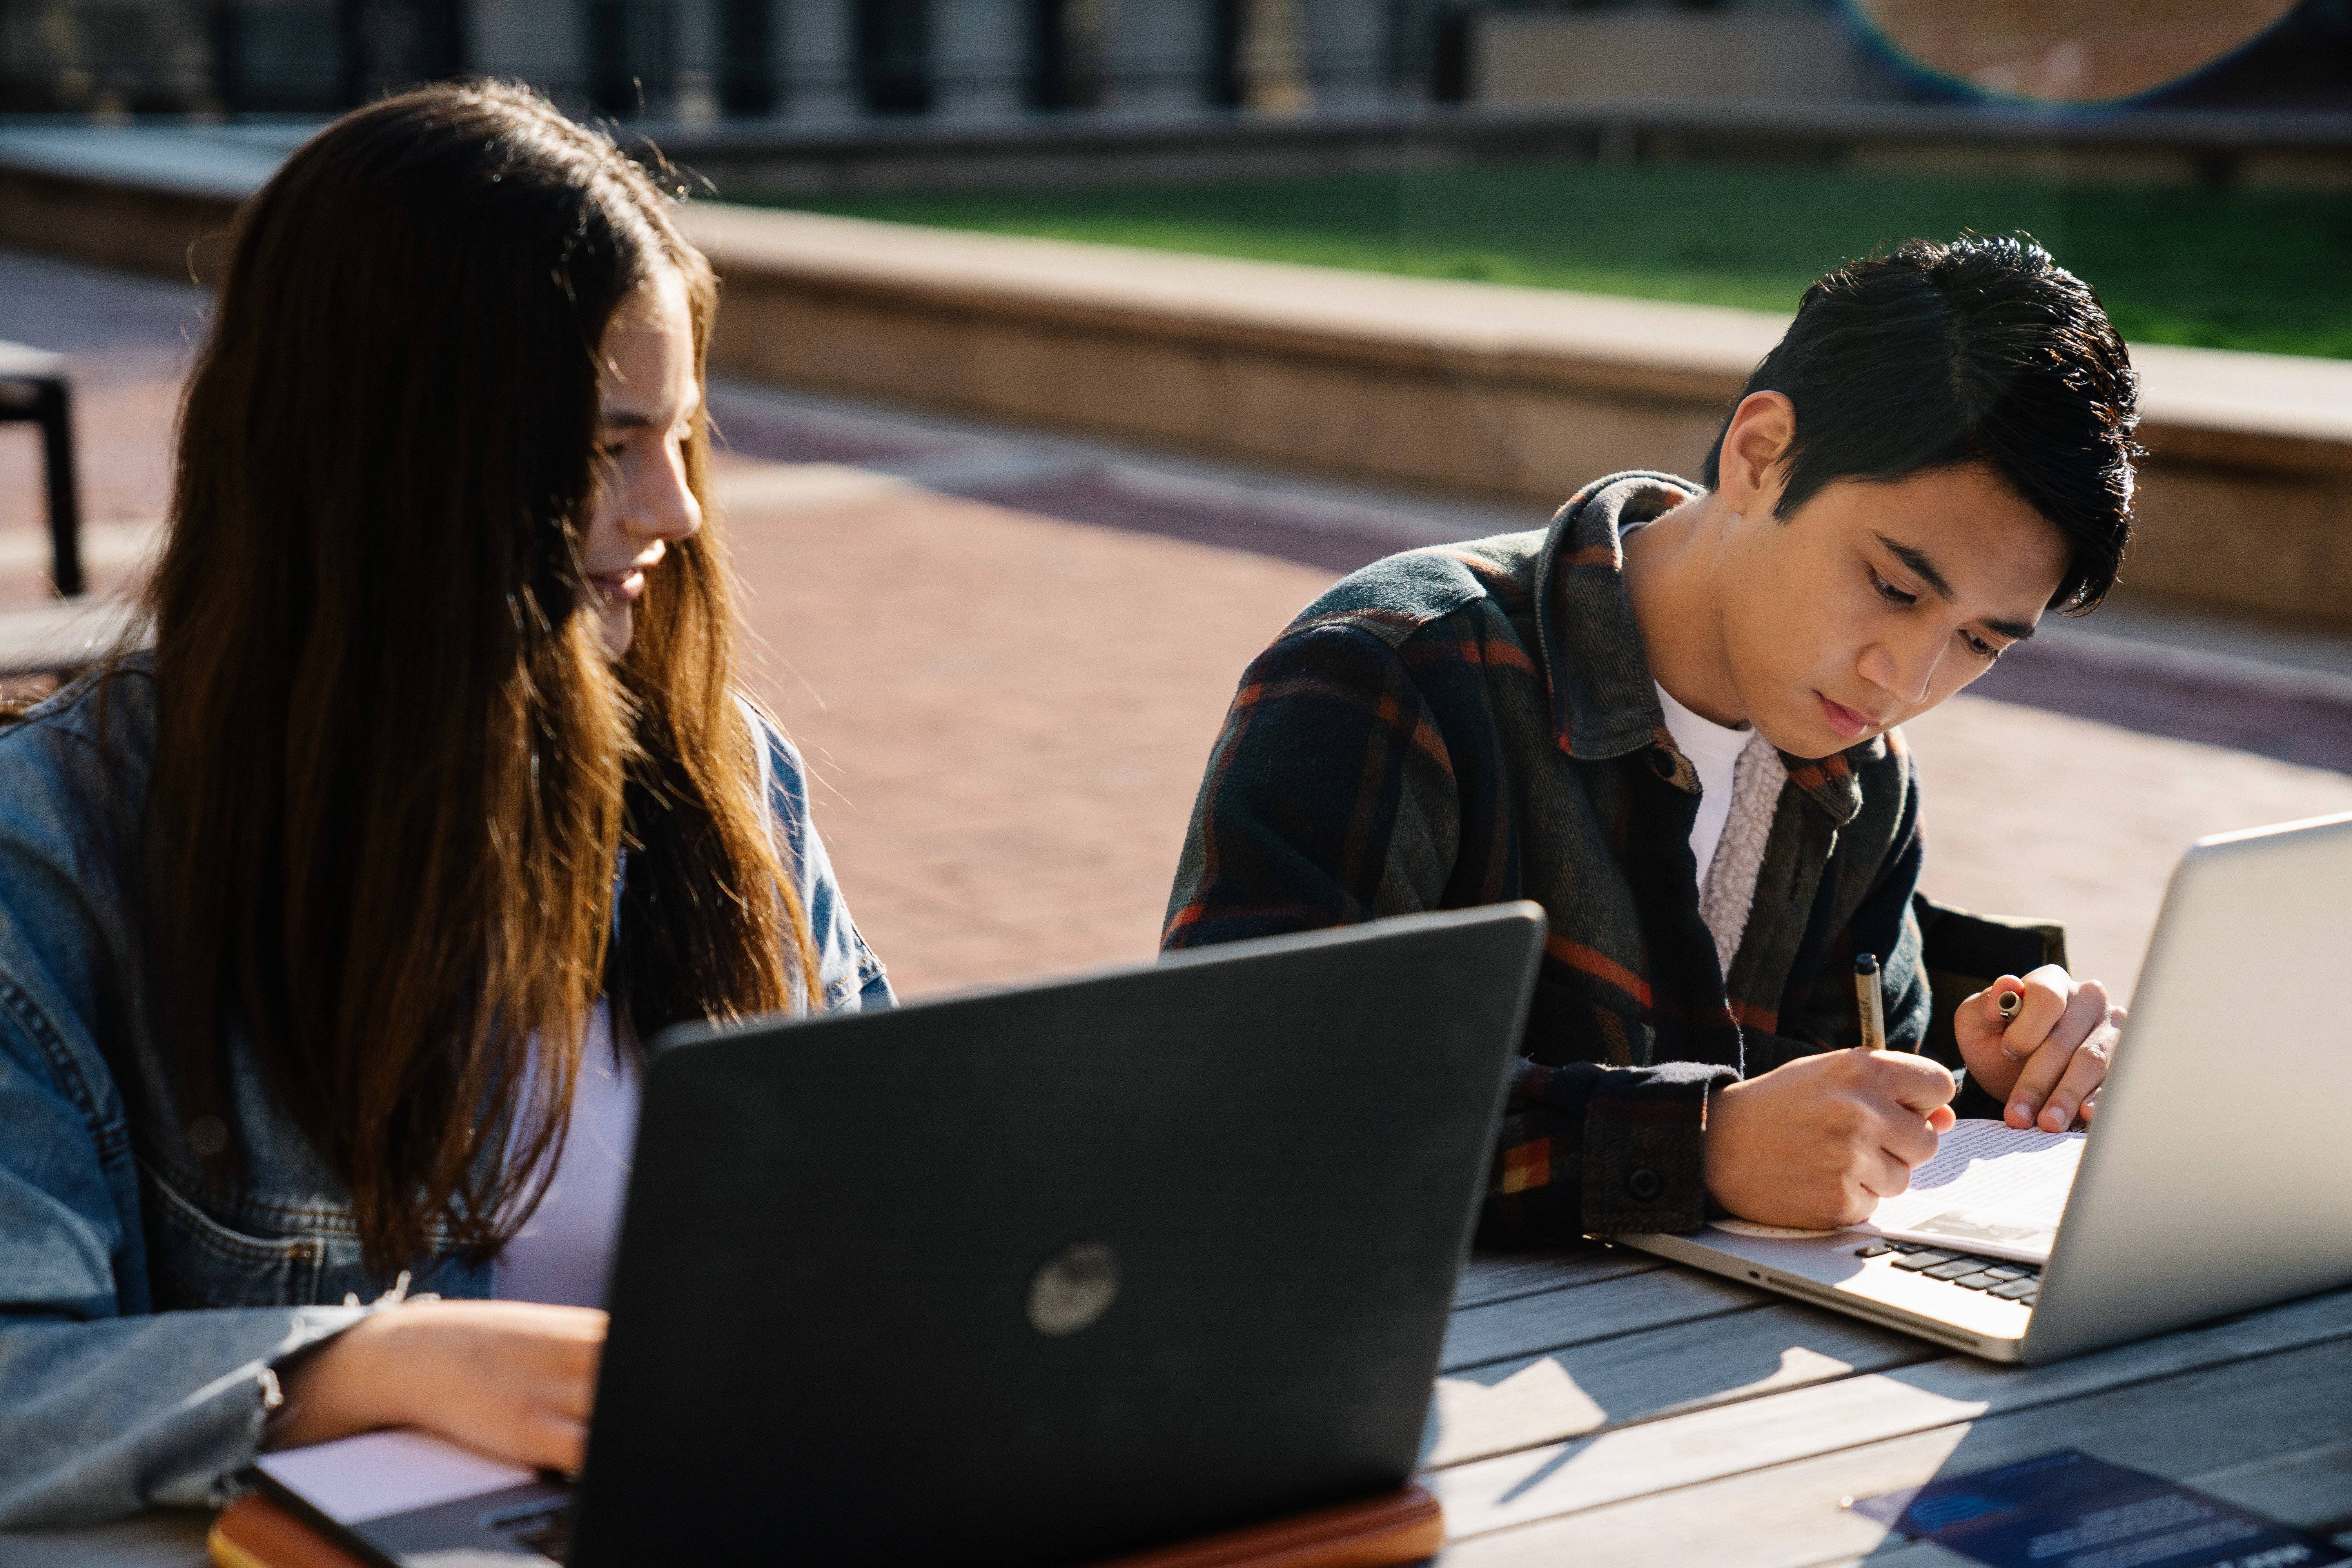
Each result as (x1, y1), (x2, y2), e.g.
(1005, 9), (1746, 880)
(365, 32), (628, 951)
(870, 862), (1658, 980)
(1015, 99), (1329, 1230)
(0, 0), (1437, 118)
(2, 0), (2343, 120)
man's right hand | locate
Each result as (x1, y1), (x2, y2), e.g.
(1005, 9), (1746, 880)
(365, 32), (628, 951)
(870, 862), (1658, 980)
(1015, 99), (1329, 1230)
(1703, 1049), (1958, 1229)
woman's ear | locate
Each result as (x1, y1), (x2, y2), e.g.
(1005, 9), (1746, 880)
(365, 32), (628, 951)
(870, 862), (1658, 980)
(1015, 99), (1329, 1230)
(1715, 392), (1797, 515)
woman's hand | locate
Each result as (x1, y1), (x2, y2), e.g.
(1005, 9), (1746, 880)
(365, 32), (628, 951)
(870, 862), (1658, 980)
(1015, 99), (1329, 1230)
(1955, 964), (2126, 1132)
(270, 1299), (607, 1473)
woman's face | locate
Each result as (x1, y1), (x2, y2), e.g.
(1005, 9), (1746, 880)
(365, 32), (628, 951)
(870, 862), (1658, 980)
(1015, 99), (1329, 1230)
(581, 271), (702, 659)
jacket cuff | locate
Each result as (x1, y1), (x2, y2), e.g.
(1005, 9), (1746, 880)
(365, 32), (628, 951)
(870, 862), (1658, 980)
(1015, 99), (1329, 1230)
(1580, 1061), (1739, 1235)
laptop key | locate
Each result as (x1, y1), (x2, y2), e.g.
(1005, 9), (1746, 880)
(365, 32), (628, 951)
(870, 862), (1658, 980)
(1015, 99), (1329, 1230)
(1924, 1258), (1993, 1281)
(1989, 1278), (2039, 1301)
(1891, 1250), (1959, 1271)
(1984, 1267), (2027, 1281)
(1855, 1243), (1897, 1258)
(1951, 1270), (2009, 1290)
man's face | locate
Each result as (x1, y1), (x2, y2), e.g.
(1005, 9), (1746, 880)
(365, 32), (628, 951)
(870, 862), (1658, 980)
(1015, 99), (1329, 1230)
(1713, 463), (2069, 760)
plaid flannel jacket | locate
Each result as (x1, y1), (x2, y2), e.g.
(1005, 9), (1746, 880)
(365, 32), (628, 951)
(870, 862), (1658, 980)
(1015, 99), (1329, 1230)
(1163, 472), (1933, 1242)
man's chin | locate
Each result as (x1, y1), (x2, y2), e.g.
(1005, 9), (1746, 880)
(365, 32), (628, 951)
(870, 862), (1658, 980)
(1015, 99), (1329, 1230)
(1753, 714), (1855, 763)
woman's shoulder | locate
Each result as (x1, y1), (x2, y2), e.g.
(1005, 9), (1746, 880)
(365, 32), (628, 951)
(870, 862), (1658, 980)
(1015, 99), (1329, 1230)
(736, 695), (815, 826)
(0, 658), (157, 858)
(730, 696), (892, 1013)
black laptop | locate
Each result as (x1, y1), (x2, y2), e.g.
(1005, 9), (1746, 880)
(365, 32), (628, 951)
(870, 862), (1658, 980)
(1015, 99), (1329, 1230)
(249, 904), (1545, 1566)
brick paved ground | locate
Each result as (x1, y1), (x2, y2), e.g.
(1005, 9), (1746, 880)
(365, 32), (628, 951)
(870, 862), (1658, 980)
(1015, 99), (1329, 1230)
(7, 246), (2351, 1007)
(0, 250), (197, 610)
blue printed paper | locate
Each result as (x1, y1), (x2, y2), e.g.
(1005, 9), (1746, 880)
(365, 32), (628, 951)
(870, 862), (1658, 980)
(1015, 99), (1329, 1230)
(1851, 1449), (2346, 1568)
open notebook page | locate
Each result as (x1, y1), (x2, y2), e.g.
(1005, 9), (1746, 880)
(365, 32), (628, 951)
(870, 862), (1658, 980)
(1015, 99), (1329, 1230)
(254, 1428), (538, 1525)
(1858, 1118), (2086, 1264)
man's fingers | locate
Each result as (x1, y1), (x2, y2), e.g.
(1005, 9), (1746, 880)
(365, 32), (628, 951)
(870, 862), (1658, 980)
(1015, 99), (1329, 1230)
(1976, 974), (2029, 1053)
(1877, 1107), (1940, 1170)
(2001, 965), (2076, 1061)
(1859, 1145), (1915, 1202)
(2039, 1024), (2119, 1131)
(1867, 1049), (1957, 1114)
(2004, 1031), (2076, 1127)
(2004, 973), (2096, 1123)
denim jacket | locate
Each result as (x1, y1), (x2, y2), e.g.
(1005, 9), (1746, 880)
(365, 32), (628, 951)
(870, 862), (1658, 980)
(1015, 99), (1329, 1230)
(0, 662), (891, 1525)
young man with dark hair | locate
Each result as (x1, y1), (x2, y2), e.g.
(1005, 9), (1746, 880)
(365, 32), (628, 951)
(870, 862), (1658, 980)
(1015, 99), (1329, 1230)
(1163, 236), (2139, 1240)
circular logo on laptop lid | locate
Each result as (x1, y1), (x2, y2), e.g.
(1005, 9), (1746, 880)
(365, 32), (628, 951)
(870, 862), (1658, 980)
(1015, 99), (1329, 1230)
(1027, 1241), (1120, 1336)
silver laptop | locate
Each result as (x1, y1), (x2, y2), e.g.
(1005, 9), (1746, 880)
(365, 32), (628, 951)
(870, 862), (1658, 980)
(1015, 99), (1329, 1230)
(1621, 811), (2352, 1364)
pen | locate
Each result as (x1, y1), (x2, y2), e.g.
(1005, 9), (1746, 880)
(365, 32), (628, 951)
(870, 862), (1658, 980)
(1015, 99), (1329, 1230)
(1997, 989), (2023, 1024)
(1854, 953), (1887, 1053)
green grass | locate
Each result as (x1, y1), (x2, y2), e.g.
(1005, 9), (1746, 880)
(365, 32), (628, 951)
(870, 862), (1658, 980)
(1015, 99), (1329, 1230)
(763, 161), (2352, 359)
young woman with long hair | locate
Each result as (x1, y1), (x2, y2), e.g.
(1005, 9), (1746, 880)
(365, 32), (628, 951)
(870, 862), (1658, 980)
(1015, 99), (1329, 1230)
(0, 82), (890, 1524)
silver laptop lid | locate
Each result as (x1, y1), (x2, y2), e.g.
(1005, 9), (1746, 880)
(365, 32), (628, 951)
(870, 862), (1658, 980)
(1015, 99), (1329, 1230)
(2027, 811), (2352, 1362)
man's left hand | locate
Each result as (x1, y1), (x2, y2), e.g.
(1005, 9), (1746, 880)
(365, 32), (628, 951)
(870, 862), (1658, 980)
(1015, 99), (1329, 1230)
(1953, 964), (2125, 1132)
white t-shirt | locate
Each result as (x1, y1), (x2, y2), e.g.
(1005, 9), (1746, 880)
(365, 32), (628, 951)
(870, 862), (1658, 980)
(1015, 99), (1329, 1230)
(1653, 680), (1751, 885)
(490, 1001), (639, 1308)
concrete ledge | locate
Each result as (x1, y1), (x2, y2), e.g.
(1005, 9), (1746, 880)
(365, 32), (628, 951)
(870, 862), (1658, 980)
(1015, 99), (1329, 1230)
(0, 160), (236, 281)
(681, 204), (2352, 621)
(6, 131), (2350, 622)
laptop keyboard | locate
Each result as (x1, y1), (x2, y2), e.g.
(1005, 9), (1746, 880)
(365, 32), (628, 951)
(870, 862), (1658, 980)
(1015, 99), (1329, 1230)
(480, 1497), (574, 1563)
(1856, 1241), (2042, 1305)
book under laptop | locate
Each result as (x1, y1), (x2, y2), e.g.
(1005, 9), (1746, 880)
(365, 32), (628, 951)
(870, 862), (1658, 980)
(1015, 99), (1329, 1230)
(243, 904), (1546, 1565)
(1622, 810), (2352, 1364)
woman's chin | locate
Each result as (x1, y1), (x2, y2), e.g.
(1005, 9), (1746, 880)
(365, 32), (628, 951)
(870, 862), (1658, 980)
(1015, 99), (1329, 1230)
(597, 606), (634, 660)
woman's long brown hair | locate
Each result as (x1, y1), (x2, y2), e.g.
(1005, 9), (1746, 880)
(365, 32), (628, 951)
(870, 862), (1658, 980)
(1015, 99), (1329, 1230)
(149, 81), (817, 1275)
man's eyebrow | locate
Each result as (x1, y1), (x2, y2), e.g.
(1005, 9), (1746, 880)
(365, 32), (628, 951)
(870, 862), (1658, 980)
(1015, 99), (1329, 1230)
(1986, 617), (2038, 643)
(1872, 532), (1956, 603)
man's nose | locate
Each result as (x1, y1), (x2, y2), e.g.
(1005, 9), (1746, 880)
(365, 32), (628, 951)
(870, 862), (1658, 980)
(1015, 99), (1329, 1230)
(1863, 633), (1941, 706)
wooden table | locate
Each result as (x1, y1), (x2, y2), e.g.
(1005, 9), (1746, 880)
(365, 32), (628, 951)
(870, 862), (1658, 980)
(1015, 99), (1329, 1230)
(11, 1246), (2352, 1566)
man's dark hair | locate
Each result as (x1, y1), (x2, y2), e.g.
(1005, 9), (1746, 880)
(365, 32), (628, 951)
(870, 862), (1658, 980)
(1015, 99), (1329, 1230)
(1700, 235), (2140, 613)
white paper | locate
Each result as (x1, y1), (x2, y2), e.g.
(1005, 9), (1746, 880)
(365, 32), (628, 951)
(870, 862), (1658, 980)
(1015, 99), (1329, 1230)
(255, 1428), (537, 1524)
(1858, 1118), (2086, 1264)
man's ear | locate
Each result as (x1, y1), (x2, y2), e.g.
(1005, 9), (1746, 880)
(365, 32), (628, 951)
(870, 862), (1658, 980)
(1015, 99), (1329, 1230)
(1715, 392), (1796, 514)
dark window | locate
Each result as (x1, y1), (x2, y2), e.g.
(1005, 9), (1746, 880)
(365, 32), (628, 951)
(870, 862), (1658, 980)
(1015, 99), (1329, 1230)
(856, 0), (932, 115)
(715, 0), (775, 115)
(1206, 0), (1243, 107)
(1426, 3), (1471, 103)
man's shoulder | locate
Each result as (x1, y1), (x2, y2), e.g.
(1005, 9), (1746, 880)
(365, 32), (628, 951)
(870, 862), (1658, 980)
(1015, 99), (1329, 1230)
(1281, 528), (1551, 652)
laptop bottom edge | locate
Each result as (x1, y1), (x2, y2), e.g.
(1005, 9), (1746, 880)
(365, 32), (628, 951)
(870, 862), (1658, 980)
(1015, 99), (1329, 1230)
(1616, 1230), (2028, 1363)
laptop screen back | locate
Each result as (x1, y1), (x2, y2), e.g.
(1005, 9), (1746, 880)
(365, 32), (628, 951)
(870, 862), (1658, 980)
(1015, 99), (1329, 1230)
(572, 905), (1543, 1567)
(2028, 812), (2352, 1362)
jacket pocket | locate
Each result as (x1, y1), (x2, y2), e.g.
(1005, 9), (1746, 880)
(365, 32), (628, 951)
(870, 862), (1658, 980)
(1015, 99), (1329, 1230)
(141, 1169), (326, 1310)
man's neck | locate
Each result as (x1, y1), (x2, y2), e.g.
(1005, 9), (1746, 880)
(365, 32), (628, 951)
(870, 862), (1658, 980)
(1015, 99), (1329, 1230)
(1622, 494), (1748, 729)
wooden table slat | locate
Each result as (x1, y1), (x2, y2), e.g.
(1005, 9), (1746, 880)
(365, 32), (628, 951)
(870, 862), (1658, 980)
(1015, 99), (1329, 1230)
(1439, 1265), (1765, 1372)
(1430, 1285), (2352, 1545)
(1435, 1302), (2352, 1568)
(1452, 1249), (1658, 1310)
(1431, 1301), (1928, 1468)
